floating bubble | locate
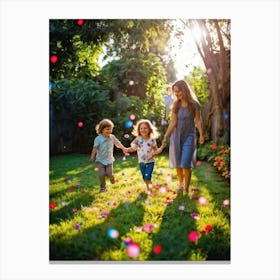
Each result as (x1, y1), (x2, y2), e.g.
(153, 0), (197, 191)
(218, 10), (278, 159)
(223, 199), (230, 206)
(77, 19), (85, 26)
(127, 242), (140, 258)
(166, 174), (172, 182)
(50, 55), (58, 64)
(207, 68), (212, 74)
(151, 120), (156, 125)
(49, 202), (56, 209)
(198, 196), (207, 206)
(78, 121), (83, 127)
(188, 231), (199, 242)
(190, 212), (199, 220)
(129, 80), (134, 86)
(49, 82), (53, 90)
(223, 114), (229, 120)
(107, 228), (119, 239)
(205, 225), (212, 231)
(161, 119), (168, 126)
(124, 133), (130, 139)
(135, 227), (142, 232)
(125, 120), (133, 129)
(159, 186), (167, 193)
(144, 224), (153, 233)
(102, 209), (109, 216)
(130, 114), (136, 120)
(61, 201), (66, 206)
(153, 245), (162, 254)
(178, 205), (185, 211)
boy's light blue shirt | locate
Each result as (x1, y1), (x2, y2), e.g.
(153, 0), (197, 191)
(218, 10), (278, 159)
(93, 134), (122, 165)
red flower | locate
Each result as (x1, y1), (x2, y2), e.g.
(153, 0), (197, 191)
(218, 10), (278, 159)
(211, 144), (217, 150)
(205, 225), (212, 231)
(199, 230), (206, 235)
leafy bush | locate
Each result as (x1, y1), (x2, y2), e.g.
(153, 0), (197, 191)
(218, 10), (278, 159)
(197, 143), (230, 180)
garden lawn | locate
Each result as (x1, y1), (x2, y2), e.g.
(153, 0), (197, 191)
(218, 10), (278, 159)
(49, 153), (230, 261)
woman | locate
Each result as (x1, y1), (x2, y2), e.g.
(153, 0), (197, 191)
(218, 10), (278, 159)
(162, 80), (204, 193)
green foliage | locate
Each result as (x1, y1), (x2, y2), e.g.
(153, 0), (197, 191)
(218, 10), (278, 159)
(187, 66), (209, 109)
(49, 154), (230, 261)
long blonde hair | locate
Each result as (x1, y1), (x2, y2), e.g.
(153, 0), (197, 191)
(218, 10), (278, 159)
(131, 119), (160, 139)
(171, 80), (199, 115)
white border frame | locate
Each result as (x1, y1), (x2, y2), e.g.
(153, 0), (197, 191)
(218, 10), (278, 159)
(1, 1), (279, 279)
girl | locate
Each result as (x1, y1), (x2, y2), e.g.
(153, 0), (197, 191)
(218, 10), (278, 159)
(125, 119), (165, 195)
(89, 119), (127, 193)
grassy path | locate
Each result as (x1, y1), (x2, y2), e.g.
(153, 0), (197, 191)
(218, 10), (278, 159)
(49, 153), (230, 261)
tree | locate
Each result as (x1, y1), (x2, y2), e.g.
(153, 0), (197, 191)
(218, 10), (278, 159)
(182, 19), (231, 143)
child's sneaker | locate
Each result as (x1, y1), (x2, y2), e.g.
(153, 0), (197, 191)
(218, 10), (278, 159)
(100, 186), (108, 193)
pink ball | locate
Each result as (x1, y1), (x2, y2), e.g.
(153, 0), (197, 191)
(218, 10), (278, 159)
(127, 242), (140, 258)
(188, 231), (199, 242)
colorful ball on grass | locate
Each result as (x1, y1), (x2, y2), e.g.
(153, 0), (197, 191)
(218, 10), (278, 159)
(153, 245), (162, 255)
(188, 231), (199, 243)
(94, 167), (99, 172)
(127, 242), (140, 258)
(107, 228), (119, 239)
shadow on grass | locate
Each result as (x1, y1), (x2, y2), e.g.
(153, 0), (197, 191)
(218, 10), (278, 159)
(50, 192), (148, 260)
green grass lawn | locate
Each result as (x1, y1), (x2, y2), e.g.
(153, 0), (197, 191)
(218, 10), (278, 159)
(49, 153), (230, 261)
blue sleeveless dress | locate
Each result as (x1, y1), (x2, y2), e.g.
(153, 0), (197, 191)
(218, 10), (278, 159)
(169, 102), (200, 168)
